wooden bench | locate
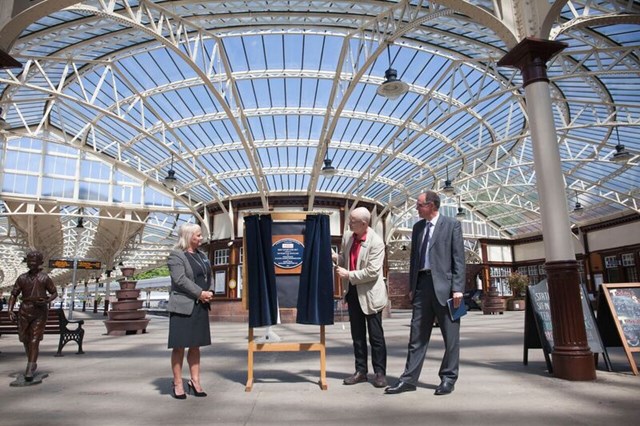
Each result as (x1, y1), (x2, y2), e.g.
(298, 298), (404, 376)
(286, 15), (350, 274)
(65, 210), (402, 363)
(0, 308), (85, 356)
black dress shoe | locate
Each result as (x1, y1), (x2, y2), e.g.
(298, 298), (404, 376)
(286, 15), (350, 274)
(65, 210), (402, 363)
(434, 381), (455, 395)
(188, 380), (207, 397)
(172, 384), (187, 400)
(373, 373), (387, 388)
(343, 371), (368, 385)
(384, 381), (416, 394)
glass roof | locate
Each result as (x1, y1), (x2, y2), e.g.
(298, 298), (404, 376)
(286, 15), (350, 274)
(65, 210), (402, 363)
(1, 0), (638, 287)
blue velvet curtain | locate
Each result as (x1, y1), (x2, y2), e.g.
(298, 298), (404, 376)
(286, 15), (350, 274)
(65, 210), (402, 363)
(244, 214), (279, 328)
(296, 214), (334, 325)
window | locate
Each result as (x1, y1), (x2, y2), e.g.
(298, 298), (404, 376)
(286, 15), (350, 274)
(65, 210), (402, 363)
(622, 253), (638, 282)
(490, 266), (511, 296)
(524, 264), (543, 285)
(577, 261), (586, 285)
(621, 253), (635, 267)
(214, 248), (230, 266)
(604, 256), (619, 269)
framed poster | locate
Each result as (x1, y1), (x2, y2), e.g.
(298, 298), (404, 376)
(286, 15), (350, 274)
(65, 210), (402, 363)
(214, 270), (226, 294)
(598, 283), (640, 375)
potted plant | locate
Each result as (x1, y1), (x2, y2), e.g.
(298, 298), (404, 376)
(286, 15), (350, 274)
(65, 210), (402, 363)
(506, 272), (529, 311)
(120, 266), (136, 278)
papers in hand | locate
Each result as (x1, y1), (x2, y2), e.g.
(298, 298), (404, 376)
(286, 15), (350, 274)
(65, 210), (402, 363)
(447, 298), (467, 322)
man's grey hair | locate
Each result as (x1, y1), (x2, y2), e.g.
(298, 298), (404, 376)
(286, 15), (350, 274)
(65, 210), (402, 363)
(350, 207), (371, 224)
(423, 190), (441, 209)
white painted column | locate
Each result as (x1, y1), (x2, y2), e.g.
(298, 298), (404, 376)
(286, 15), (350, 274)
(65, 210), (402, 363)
(525, 81), (575, 261)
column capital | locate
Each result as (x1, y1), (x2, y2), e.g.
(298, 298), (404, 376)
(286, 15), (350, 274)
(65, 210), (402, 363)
(498, 37), (567, 87)
(0, 49), (21, 69)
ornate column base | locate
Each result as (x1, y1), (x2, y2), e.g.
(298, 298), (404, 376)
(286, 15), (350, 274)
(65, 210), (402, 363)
(547, 260), (596, 381)
(552, 348), (596, 381)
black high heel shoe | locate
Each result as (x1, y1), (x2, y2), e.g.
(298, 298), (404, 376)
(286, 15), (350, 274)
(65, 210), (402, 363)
(188, 380), (207, 397)
(172, 383), (187, 400)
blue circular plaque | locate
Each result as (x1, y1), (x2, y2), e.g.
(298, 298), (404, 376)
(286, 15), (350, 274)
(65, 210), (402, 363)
(272, 238), (304, 270)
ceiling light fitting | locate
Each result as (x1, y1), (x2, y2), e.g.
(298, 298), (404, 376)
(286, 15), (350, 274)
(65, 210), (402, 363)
(572, 190), (584, 216)
(75, 208), (86, 236)
(376, 44), (409, 100)
(321, 143), (336, 177)
(442, 164), (455, 197)
(163, 154), (178, 189)
(456, 196), (465, 221)
(611, 126), (631, 162)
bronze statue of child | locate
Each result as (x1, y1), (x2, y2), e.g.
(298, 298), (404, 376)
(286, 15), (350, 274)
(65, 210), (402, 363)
(7, 251), (58, 381)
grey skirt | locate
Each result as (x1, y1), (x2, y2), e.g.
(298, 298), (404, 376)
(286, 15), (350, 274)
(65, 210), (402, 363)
(168, 302), (211, 349)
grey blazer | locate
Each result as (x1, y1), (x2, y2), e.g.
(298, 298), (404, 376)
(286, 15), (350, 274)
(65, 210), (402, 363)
(167, 249), (211, 315)
(409, 214), (465, 306)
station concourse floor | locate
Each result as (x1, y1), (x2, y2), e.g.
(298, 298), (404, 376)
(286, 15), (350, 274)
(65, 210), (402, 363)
(1, 309), (638, 426)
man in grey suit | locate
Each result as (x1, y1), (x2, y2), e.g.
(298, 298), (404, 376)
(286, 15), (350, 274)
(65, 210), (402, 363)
(385, 190), (465, 395)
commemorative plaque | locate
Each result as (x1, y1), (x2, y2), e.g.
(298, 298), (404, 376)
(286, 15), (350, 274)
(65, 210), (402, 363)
(272, 235), (304, 275)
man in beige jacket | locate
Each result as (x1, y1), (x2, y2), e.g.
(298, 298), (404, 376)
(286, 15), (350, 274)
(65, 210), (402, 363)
(334, 207), (388, 388)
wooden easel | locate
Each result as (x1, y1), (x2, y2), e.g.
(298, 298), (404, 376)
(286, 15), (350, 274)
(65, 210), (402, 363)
(243, 211), (330, 391)
(245, 324), (327, 391)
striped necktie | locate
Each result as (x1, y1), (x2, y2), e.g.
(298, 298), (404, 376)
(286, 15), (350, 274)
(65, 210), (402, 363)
(418, 222), (431, 269)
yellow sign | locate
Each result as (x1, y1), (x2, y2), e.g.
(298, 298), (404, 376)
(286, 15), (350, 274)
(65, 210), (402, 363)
(77, 261), (102, 270)
(48, 259), (102, 270)
(49, 259), (73, 269)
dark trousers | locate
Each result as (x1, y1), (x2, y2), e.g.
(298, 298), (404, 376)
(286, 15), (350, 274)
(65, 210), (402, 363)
(400, 271), (460, 385)
(346, 286), (386, 375)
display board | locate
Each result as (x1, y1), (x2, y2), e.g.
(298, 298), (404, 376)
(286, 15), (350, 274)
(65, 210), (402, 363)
(243, 212), (329, 391)
(271, 222), (306, 308)
(524, 280), (610, 372)
(597, 283), (640, 375)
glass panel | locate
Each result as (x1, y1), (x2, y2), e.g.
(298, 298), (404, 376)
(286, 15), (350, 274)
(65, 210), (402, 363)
(214, 248), (230, 265)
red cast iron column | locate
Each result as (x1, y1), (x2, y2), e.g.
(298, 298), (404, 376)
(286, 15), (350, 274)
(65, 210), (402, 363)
(499, 38), (596, 380)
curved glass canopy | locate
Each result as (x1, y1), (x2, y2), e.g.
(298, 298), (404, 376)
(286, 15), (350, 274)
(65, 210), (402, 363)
(0, 0), (638, 287)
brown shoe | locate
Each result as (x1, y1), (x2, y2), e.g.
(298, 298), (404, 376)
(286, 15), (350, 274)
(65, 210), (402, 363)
(343, 371), (368, 385)
(373, 373), (387, 388)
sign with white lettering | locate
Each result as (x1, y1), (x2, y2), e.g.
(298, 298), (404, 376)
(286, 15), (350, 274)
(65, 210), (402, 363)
(272, 235), (304, 275)
(524, 280), (609, 372)
(598, 283), (640, 375)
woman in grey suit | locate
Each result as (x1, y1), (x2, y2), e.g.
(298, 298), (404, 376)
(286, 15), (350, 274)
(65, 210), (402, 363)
(167, 223), (213, 399)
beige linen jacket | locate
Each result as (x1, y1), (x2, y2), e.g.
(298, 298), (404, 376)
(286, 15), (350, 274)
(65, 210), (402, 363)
(337, 226), (388, 315)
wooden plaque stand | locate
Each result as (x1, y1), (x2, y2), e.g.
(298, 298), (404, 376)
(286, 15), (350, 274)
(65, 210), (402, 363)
(243, 211), (330, 391)
(245, 325), (328, 391)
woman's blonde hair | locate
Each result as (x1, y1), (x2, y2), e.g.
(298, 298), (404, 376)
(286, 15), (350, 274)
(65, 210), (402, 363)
(174, 223), (202, 250)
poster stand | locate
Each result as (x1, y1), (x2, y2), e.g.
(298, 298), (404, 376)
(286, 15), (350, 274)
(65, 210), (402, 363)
(523, 281), (611, 372)
(597, 283), (640, 375)
(243, 211), (330, 392)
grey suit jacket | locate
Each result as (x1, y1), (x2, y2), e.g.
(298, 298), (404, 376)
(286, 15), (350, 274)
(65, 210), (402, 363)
(337, 227), (388, 315)
(409, 214), (465, 306)
(167, 249), (211, 315)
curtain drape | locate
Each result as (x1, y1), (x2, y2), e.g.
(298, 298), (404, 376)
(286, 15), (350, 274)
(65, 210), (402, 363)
(296, 214), (334, 325)
(244, 214), (279, 328)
